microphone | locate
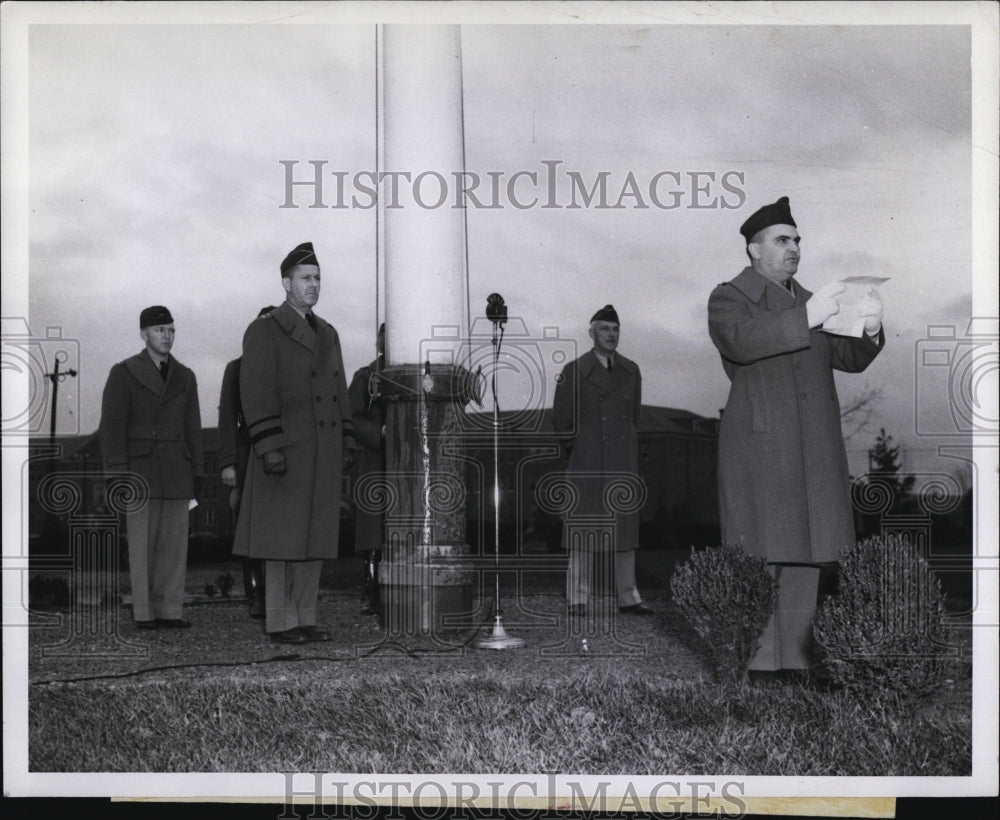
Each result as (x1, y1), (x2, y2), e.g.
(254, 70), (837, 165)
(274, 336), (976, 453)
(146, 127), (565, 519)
(486, 293), (508, 325)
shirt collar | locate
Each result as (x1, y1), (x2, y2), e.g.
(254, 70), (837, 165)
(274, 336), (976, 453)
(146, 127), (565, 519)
(592, 348), (615, 368)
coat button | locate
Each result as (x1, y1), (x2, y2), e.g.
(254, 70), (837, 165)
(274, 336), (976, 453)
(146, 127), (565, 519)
(316, 396), (322, 402)
(319, 421), (325, 427)
(332, 396), (337, 402)
(331, 420), (337, 427)
(800, 392), (807, 399)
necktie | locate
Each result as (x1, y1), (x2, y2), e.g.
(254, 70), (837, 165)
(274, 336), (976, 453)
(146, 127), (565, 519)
(306, 312), (317, 332)
(158, 360), (168, 380)
(606, 357), (613, 373)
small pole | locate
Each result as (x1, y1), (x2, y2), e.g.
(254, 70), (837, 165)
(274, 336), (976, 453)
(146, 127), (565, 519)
(46, 356), (78, 449)
(477, 307), (525, 650)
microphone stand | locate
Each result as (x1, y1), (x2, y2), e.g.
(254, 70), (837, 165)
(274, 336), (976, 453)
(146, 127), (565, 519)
(477, 312), (525, 650)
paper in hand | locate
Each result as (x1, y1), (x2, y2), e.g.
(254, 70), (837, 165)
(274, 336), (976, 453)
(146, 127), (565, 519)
(821, 276), (890, 337)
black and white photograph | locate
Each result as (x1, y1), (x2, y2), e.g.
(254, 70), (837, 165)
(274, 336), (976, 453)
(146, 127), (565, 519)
(3, 0), (998, 811)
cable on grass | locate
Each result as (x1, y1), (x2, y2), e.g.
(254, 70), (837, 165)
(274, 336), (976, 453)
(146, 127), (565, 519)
(30, 600), (501, 687)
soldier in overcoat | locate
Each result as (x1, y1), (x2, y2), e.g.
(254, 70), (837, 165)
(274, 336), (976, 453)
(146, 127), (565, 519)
(217, 306), (276, 618)
(552, 305), (653, 616)
(707, 196), (885, 671)
(347, 323), (386, 614)
(99, 305), (204, 629)
(232, 243), (356, 644)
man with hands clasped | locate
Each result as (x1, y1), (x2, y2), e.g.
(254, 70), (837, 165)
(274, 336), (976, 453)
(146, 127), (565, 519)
(707, 196), (884, 674)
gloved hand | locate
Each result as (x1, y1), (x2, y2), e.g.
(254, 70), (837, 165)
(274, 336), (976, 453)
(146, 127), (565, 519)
(806, 281), (847, 328)
(262, 448), (287, 477)
(220, 465), (237, 488)
(857, 288), (884, 335)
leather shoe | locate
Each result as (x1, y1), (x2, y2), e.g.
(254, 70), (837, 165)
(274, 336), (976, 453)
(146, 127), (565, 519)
(248, 597), (265, 620)
(568, 604), (587, 617)
(156, 618), (192, 629)
(270, 628), (307, 644)
(135, 620), (157, 630)
(618, 603), (655, 616)
(299, 626), (332, 643)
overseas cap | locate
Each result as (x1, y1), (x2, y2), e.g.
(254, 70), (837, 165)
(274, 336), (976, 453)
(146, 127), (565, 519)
(280, 242), (319, 276)
(590, 305), (620, 324)
(740, 196), (796, 242)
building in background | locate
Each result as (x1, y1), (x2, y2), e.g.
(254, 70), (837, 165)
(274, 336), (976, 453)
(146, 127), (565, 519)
(27, 404), (722, 560)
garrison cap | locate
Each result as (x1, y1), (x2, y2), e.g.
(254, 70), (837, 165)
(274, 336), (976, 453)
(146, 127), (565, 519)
(590, 305), (620, 324)
(740, 196), (797, 242)
(280, 242), (319, 276)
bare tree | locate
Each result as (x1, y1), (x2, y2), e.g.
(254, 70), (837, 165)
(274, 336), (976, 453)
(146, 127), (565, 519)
(840, 382), (883, 443)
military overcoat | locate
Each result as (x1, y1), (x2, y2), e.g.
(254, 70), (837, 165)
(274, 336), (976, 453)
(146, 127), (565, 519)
(552, 350), (642, 553)
(708, 267), (884, 563)
(347, 358), (386, 552)
(99, 350), (204, 499)
(232, 303), (355, 561)
(217, 357), (250, 487)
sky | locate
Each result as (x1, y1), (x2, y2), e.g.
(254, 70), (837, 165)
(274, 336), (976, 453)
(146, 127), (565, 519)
(4, 0), (998, 801)
(12, 12), (991, 485)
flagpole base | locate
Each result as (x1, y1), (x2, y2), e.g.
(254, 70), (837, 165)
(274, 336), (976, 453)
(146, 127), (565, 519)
(477, 612), (526, 650)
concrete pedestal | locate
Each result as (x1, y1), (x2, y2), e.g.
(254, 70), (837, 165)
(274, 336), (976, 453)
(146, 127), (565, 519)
(377, 364), (474, 637)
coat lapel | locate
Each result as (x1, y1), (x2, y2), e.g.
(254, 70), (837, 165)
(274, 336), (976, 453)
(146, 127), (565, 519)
(730, 266), (813, 312)
(124, 351), (167, 397)
(579, 352), (607, 392)
(313, 317), (333, 367)
(581, 350), (633, 394)
(609, 354), (635, 391)
(273, 303), (316, 354)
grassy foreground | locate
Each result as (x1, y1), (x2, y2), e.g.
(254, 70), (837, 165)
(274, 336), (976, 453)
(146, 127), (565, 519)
(30, 667), (970, 774)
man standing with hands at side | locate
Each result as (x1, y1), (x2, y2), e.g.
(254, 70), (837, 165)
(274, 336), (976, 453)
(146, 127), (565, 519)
(218, 305), (277, 619)
(708, 196), (885, 675)
(99, 306), (204, 630)
(552, 305), (653, 618)
(233, 242), (356, 644)
(348, 322), (387, 616)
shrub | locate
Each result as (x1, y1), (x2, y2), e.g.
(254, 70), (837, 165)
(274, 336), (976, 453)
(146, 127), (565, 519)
(670, 544), (777, 685)
(813, 534), (953, 698)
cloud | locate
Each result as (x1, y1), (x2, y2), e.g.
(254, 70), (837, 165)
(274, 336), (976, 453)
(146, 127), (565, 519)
(23, 23), (977, 439)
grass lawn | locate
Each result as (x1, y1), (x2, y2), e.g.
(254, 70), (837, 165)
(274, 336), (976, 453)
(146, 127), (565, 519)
(30, 666), (971, 775)
(26, 556), (973, 775)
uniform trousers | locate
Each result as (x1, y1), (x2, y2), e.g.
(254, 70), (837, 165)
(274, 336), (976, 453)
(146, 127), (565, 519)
(748, 563), (822, 671)
(125, 499), (189, 622)
(566, 547), (642, 608)
(264, 559), (323, 633)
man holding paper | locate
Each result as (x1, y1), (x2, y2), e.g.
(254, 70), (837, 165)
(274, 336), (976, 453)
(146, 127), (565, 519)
(707, 196), (885, 674)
